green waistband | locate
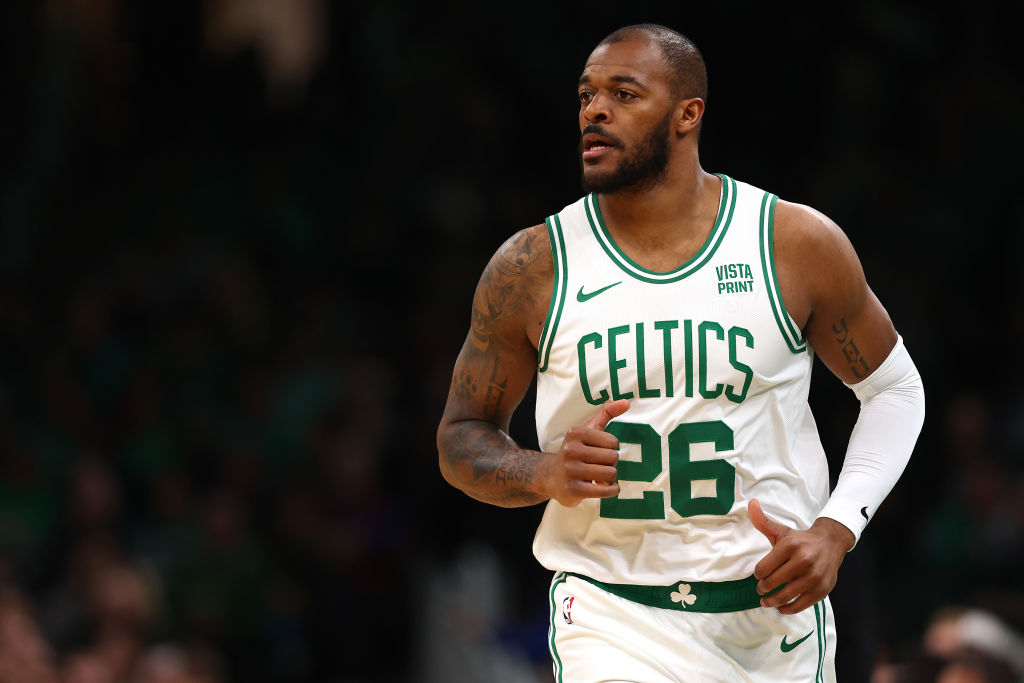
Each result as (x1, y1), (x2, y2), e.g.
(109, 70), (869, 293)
(569, 573), (780, 613)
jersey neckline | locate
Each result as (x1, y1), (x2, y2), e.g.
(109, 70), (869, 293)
(584, 173), (737, 284)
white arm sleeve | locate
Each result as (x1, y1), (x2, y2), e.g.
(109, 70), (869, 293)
(816, 335), (925, 545)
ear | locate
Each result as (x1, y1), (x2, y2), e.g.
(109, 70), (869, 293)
(674, 97), (705, 135)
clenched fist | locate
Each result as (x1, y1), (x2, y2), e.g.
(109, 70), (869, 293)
(541, 399), (630, 507)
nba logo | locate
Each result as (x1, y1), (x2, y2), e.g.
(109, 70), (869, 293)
(562, 596), (574, 624)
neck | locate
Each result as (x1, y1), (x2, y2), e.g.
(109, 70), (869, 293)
(597, 157), (719, 241)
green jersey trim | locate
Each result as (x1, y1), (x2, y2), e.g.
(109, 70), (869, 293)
(538, 214), (568, 372)
(583, 174), (737, 284)
(569, 572), (781, 613)
(759, 193), (807, 353)
(549, 571), (567, 683)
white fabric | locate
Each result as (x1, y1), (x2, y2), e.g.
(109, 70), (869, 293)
(817, 335), (924, 544)
(532, 177), (830, 583)
(549, 573), (837, 682)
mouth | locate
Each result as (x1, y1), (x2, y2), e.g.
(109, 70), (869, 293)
(581, 132), (618, 161)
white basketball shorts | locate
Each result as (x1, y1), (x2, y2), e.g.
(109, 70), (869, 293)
(548, 572), (836, 682)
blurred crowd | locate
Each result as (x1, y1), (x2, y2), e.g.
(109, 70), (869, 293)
(2, 1), (1023, 681)
(1, 1), (416, 680)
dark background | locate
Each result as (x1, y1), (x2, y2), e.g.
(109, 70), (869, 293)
(1, 1), (1022, 682)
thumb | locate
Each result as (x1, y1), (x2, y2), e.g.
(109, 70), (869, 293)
(585, 399), (630, 431)
(748, 499), (789, 547)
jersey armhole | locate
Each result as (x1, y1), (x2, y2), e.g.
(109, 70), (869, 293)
(538, 214), (568, 372)
(759, 193), (807, 354)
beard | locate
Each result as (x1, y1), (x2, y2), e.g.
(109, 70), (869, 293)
(580, 111), (673, 194)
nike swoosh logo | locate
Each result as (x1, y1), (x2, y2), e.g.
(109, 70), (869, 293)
(861, 506), (870, 521)
(577, 281), (621, 302)
(780, 631), (814, 653)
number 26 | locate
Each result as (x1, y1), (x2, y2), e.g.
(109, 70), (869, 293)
(600, 420), (735, 520)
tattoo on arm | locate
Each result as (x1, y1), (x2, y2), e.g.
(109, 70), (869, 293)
(494, 451), (535, 487)
(442, 420), (546, 506)
(832, 318), (871, 379)
(452, 358), (508, 420)
(443, 360), (537, 505)
(440, 227), (551, 507)
(484, 356), (508, 419)
(470, 229), (541, 352)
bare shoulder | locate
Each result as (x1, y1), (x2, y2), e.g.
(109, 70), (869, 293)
(770, 199), (867, 330)
(772, 200), (860, 270)
(472, 223), (554, 353)
(490, 223), (552, 280)
(773, 199), (897, 381)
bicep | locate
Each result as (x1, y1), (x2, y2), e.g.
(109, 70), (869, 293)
(440, 226), (550, 430)
(806, 287), (897, 385)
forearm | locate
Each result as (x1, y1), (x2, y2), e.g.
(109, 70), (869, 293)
(817, 335), (925, 543)
(438, 419), (550, 507)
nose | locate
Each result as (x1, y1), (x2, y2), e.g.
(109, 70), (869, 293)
(582, 92), (612, 124)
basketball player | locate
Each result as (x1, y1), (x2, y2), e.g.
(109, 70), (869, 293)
(437, 24), (924, 682)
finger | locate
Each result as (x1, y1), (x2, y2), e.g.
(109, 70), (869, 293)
(564, 443), (621, 466)
(763, 566), (835, 614)
(774, 592), (820, 615)
(563, 426), (620, 450)
(584, 399), (630, 431)
(748, 499), (789, 547)
(755, 545), (806, 594)
(759, 570), (805, 607)
(568, 463), (619, 484)
(583, 429), (622, 449)
(753, 545), (789, 584)
(572, 479), (620, 499)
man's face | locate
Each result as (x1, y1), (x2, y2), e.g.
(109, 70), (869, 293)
(577, 40), (675, 194)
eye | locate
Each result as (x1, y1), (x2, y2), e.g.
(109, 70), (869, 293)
(616, 90), (636, 101)
(578, 90), (593, 104)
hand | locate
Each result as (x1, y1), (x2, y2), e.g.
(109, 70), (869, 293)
(543, 399), (630, 507)
(748, 499), (855, 614)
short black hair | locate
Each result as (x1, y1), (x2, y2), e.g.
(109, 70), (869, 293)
(597, 24), (708, 102)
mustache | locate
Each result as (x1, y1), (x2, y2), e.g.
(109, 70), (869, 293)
(579, 124), (624, 149)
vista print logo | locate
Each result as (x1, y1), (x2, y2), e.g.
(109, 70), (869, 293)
(715, 262), (754, 294)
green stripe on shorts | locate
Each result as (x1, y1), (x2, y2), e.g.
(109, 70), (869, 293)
(549, 572), (567, 682)
(814, 601), (824, 682)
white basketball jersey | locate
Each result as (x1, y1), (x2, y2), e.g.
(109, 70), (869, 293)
(532, 175), (831, 584)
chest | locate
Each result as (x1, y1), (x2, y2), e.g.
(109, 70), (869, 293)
(537, 181), (808, 405)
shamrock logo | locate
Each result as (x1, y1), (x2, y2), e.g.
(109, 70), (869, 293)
(669, 583), (697, 608)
